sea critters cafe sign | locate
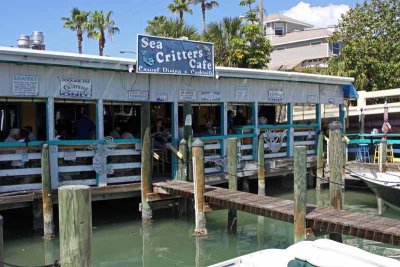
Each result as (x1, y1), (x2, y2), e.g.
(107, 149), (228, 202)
(137, 34), (215, 77)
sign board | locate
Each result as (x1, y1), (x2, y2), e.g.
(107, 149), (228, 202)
(128, 90), (149, 101)
(179, 89), (196, 101)
(60, 78), (92, 98)
(156, 93), (169, 102)
(235, 86), (248, 101)
(11, 75), (39, 96)
(137, 34), (214, 77)
(199, 91), (221, 102)
(268, 89), (284, 102)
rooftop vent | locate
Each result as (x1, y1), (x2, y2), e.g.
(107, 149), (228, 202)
(17, 31), (45, 50)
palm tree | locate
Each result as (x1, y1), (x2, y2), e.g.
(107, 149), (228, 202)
(168, 0), (193, 22)
(145, 17), (200, 40)
(62, 7), (90, 54)
(204, 17), (242, 66)
(193, 0), (219, 33)
(86, 10), (119, 56)
(258, 0), (264, 28)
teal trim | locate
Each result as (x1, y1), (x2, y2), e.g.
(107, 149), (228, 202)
(287, 103), (293, 157)
(339, 104), (345, 132)
(199, 133), (256, 141)
(171, 103), (177, 180)
(235, 125), (256, 130)
(259, 123), (319, 129)
(113, 139), (141, 144)
(0, 141), (44, 147)
(220, 103), (225, 158)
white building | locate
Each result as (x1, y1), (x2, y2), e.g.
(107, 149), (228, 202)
(265, 14), (342, 71)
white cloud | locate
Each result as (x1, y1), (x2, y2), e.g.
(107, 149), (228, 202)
(282, 1), (350, 28)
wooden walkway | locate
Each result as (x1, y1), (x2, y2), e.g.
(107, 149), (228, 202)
(154, 180), (400, 246)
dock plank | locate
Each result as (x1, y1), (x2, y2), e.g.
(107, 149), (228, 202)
(154, 181), (400, 247)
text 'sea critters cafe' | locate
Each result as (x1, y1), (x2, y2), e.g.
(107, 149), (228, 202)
(137, 35), (215, 76)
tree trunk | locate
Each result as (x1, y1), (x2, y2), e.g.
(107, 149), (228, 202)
(258, 0), (264, 29)
(77, 29), (83, 54)
(202, 1), (206, 34)
(99, 31), (105, 56)
(180, 11), (184, 23)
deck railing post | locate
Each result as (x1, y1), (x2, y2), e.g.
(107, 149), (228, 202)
(141, 102), (153, 222)
(316, 131), (324, 208)
(227, 138), (238, 234)
(41, 144), (54, 240)
(192, 139), (208, 237)
(59, 185), (92, 267)
(294, 146), (307, 243)
(328, 121), (343, 242)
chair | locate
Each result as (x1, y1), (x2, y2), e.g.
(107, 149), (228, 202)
(373, 143), (394, 163)
(356, 144), (370, 163)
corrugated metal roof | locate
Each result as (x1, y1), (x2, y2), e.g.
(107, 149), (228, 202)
(264, 14), (313, 28)
(269, 28), (333, 46)
(0, 46), (354, 86)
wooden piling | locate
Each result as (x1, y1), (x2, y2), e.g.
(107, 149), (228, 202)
(192, 139), (208, 237)
(177, 139), (188, 181)
(59, 185), (92, 267)
(195, 237), (205, 267)
(294, 146), (307, 243)
(257, 136), (265, 196)
(141, 102), (153, 222)
(0, 216), (3, 267)
(227, 138), (238, 234)
(379, 138), (387, 173)
(328, 121), (343, 242)
(316, 131), (324, 192)
(41, 144), (54, 240)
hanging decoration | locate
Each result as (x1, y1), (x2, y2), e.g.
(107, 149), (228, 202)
(88, 137), (117, 175)
(263, 130), (288, 153)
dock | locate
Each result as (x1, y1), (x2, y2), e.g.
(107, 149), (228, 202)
(154, 180), (400, 246)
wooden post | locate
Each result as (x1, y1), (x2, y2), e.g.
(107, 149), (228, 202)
(41, 144), (54, 240)
(177, 139), (188, 181)
(379, 138), (387, 173)
(32, 199), (43, 231)
(142, 222), (152, 267)
(227, 138), (238, 234)
(316, 131), (324, 191)
(195, 237), (205, 267)
(141, 102), (153, 222)
(328, 121), (343, 242)
(0, 216), (3, 267)
(257, 135), (265, 195)
(183, 103), (193, 182)
(44, 239), (57, 266)
(192, 139), (208, 237)
(59, 185), (92, 267)
(294, 146), (307, 243)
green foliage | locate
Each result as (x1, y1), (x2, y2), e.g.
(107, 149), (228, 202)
(168, 0), (193, 22)
(145, 17), (200, 40)
(86, 10), (119, 56)
(61, 7), (90, 54)
(203, 17), (242, 66)
(330, 0), (400, 91)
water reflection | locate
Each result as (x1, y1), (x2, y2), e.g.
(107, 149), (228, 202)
(2, 188), (400, 266)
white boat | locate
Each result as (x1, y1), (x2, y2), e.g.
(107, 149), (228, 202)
(208, 239), (400, 267)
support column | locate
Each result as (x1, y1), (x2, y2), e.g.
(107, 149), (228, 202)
(96, 99), (104, 139)
(328, 121), (343, 242)
(172, 101), (179, 179)
(192, 139), (208, 237)
(252, 102), (258, 160)
(287, 103), (294, 157)
(227, 138), (238, 234)
(141, 102), (153, 222)
(294, 146), (307, 243)
(316, 132), (324, 208)
(339, 104), (346, 133)
(46, 97), (55, 140)
(183, 103), (193, 182)
(59, 185), (92, 267)
(47, 97), (59, 190)
(221, 102), (228, 158)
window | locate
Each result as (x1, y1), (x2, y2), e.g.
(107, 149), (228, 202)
(274, 23), (284, 36)
(310, 41), (322, 46)
(332, 42), (340, 55)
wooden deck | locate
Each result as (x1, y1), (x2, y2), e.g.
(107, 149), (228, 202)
(154, 180), (400, 246)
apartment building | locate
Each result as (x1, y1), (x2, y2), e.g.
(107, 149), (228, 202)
(265, 14), (342, 70)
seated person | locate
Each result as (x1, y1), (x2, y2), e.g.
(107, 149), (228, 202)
(151, 120), (170, 161)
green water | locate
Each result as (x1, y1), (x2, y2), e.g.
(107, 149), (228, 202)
(3, 181), (400, 266)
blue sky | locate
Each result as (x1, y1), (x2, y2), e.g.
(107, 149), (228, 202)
(0, 0), (361, 57)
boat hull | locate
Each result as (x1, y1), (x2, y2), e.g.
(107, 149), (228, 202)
(363, 179), (400, 210)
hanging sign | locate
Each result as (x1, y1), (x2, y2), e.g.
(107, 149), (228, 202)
(235, 86), (249, 101)
(60, 78), (92, 98)
(137, 34), (215, 77)
(179, 89), (196, 101)
(156, 93), (169, 102)
(199, 91), (221, 101)
(11, 75), (39, 96)
(268, 89), (284, 102)
(128, 90), (149, 101)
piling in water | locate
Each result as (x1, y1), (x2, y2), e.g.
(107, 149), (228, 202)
(41, 144), (54, 240)
(58, 185), (92, 267)
(257, 135), (265, 196)
(141, 102), (153, 222)
(294, 146), (307, 243)
(227, 138), (238, 234)
(192, 139), (208, 237)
